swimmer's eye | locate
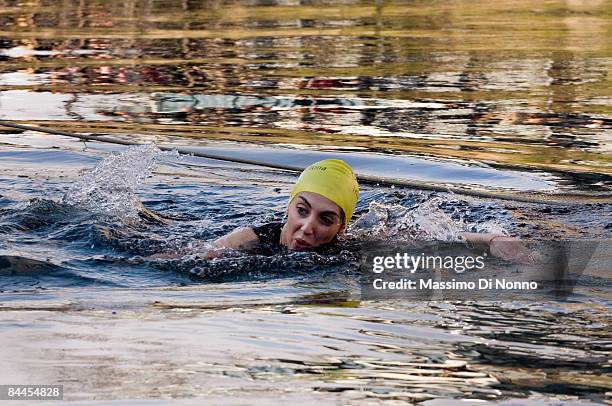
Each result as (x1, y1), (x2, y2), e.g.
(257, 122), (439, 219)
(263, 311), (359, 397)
(296, 206), (308, 216)
(320, 216), (336, 226)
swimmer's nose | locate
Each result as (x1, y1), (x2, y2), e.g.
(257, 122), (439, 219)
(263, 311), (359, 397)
(300, 215), (316, 235)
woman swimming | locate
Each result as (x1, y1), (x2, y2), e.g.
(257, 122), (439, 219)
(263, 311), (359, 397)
(212, 159), (358, 252)
(207, 159), (528, 261)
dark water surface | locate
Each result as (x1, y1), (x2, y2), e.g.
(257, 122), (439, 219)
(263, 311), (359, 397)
(0, 0), (611, 404)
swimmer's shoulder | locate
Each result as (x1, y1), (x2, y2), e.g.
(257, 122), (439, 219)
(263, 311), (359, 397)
(213, 222), (283, 250)
(213, 226), (259, 250)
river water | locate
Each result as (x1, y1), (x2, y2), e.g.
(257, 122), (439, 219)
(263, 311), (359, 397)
(0, 0), (611, 404)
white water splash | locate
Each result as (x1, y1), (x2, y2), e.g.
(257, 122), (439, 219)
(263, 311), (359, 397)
(349, 198), (465, 242)
(470, 220), (508, 235)
(63, 144), (168, 221)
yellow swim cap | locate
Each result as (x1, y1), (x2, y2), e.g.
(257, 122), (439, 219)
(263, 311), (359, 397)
(290, 159), (360, 225)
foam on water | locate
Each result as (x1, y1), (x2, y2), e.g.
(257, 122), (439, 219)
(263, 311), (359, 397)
(350, 197), (472, 242)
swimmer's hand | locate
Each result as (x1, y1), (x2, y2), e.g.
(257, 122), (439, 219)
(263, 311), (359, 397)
(488, 235), (534, 263)
(138, 207), (169, 224)
(461, 232), (533, 263)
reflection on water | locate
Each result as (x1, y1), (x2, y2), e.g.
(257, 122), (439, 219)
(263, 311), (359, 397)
(1, 287), (610, 403)
(0, 0), (611, 404)
(1, 0), (611, 191)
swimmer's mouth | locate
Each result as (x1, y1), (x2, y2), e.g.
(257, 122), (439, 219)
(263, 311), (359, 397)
(293, 238), (312, 250)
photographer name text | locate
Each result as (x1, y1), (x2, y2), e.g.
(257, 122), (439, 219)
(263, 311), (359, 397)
(372, 278), (538, 291)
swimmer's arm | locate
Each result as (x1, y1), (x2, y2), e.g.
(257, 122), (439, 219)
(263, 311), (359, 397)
(148, 228), (259, 260)
(212, 227), (259, 250)
(190, 227), (259, 260)
(461, 232), (532, 263)
(188, 228), (259, 259)
(460, 232), (503, 247)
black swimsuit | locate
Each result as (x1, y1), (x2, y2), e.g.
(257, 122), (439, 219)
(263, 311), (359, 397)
(252, 222), (284, 246)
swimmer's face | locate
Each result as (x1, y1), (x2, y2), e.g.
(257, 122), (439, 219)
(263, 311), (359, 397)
(280, 192), (344, 251)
